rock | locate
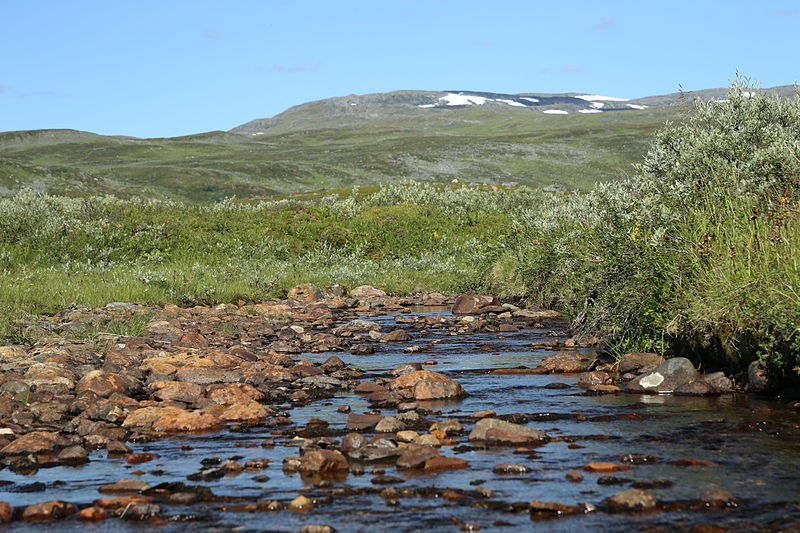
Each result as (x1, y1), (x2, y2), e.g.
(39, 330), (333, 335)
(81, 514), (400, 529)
(395, 430), (420, 443)
(119, 503), (161, 520)
(582, 462), (631, 473)
(341, 432), (367, 453)
(452, 294), (495, 315)
(700, 488), (736, 507)
(423, 456), (469, 472)
(122, 406), (186, 429)
(24, 363), (76, 389)
(513, 309), (562, 320)
(429, 420), (463, 435)
(76, 506), (108, 521)
(347, 439), (402, 462)
(748, 360), (773, 392)
(566, 470), (584, 482)
(396, 444), (440, 469)
(602, 489), (657, 512)
(469, 410), (496, 419)
(349, 285), (387, 300)
(535, 351), (592, 373)
(389, 363), (422, 376)
(333, 319), (380, 335)
(468, 418), (547, 443)
(300, 450), (349, 473)
(57, 445), (89, 465)
(627, 357), (700, 394)
(529, 500), (580, 516)
(1, 431), (68, 455)
(99, 479), (151, 493)
(147, 381), (204, 403)
(675, 379), (718, 396)
(618, 353), (665, 374)
(298, 526), (336, 533)
(320, 356), (346, 372)
(287, 284), (325, 302)
(493, 463), (531, 474)
(151, 411), (224, 433)
(346, 413), (383, 431)
(351, 344), (377, 355)
(391, 370), (466, 400)
(75, 371), (128, 397)
(22, 500), (76, 521)
(0, 501), (12, 523)
(215, 402), (272, 422)
(287, 495), (314, 512)
(578, 371), (613, 387)
(383, 329), (412, 342)
(703, 372), (733, 393)
(375, 416), (405, 433)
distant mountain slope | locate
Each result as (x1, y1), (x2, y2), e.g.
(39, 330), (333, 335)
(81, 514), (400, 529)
(0, 85), (794, 202)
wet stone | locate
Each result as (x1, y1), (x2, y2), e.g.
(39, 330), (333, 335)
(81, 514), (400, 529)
(603, 489), (657, 512)
(22, 500), (76, 521)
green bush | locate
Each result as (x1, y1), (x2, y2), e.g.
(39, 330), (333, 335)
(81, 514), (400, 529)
(500, 79), (800, 371)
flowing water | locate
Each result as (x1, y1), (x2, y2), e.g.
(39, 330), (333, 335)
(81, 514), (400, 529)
(2, 308), (800, 532)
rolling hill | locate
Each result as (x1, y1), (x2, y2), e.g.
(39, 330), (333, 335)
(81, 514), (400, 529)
(0, 85), (794, 201)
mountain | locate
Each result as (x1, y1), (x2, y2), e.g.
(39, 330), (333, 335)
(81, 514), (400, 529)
(0, 85), (794, 202)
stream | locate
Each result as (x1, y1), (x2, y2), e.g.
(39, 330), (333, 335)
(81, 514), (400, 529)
(2, 307), (800, 532)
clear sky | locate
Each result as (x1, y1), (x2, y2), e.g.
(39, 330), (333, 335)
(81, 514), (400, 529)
(1, 0), (799, 138)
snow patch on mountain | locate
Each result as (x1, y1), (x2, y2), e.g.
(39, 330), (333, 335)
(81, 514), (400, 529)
(626, 104), (648, 110)
(576, 94), (629, 102)
(544, 109), (569, 114)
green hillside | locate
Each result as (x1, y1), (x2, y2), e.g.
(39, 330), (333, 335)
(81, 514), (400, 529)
(0, 105), (684, 201)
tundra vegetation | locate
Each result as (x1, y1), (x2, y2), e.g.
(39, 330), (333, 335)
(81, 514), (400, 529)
(0, 82), (797, 374)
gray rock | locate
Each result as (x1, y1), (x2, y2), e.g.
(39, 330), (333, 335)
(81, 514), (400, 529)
(468, 418), (547, 442)
(626, 357), (699, 394)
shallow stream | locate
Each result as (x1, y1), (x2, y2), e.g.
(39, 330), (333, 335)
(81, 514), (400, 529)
(2, 309), (799, 532)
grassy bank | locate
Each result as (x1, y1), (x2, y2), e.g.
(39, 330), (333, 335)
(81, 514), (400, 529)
(0, 184), (541, 342)
(1, 82), (798, 374)
(493, 82), (800, 372)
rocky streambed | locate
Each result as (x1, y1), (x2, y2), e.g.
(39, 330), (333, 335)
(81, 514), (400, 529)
(0, 286), (799, 532)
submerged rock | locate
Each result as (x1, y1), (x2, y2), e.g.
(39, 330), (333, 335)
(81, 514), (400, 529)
(602, 489), (657, 512)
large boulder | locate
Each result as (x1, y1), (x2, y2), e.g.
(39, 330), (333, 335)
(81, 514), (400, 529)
(300, 449), (349, 473)
(626, 357), (700, 394)
(1, 431), (70, 456)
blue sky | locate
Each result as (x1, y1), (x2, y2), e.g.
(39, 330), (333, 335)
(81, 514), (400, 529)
(1, 0), (799, 138)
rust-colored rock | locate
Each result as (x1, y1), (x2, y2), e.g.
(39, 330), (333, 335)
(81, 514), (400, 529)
(147, 381), (204, 403)
(122, 406), (186, 429)
(535, 351), (592, 374)
(206, 383), (265, 405)
(529, 500), (581, 516)
(288, 283), (325, 302)
(391, 370), (466, 400)
(0, 502), (11, 524)
(452, 294), (495, 315)
(1, 431), (68, 456)
(151, 411), (224, 433)
(582, 462), (632, 473)
(75, 370), (128, 397)
(22, 500), (76, 521)
(300, 449), (349, 473)
(423, 456), (469, 472)
(76, 507), (108, 521)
